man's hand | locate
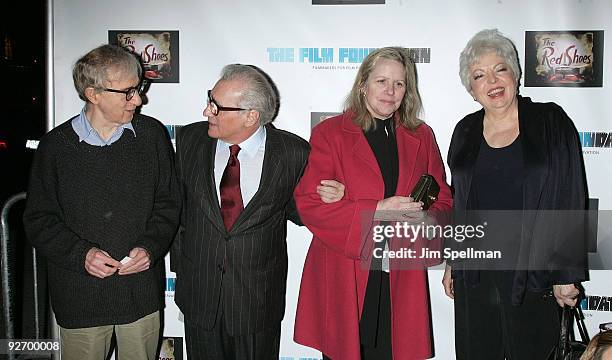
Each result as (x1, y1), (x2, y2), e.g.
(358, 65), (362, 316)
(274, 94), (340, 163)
(553, 284), (580, 307)
(85, 248), (121, 278)
(317, 180), (345, 203)
(442, 264), (454, 299)
(118, 247), (151, 275)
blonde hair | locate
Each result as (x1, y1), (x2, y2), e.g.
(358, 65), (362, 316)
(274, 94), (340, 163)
(344, 47), (423, 131)
(581, 331), (612, 360)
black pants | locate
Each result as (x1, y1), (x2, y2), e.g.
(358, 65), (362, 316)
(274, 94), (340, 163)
(184, 314), (280, 360)
(454, 271), (560, 360)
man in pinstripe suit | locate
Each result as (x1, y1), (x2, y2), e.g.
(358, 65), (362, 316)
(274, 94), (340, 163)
(171, 64), (313, 359)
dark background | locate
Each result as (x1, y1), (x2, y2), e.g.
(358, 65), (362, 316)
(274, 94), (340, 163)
(0, 0), (48, 348)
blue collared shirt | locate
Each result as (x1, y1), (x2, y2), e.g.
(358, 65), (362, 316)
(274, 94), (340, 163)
(71, 108), (135, 146)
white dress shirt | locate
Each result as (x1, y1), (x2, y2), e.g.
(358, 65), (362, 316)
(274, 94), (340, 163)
(214, 126), (266, 207)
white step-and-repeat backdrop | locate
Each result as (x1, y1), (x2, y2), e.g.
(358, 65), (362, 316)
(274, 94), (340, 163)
(51, 1), (611, 358)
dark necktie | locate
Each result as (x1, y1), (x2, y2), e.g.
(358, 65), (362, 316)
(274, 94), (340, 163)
(220, 144), (243, 230)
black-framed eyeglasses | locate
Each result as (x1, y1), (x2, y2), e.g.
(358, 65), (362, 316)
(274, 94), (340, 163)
(102, 80), (148, 101)
(207, 90), (248, 116)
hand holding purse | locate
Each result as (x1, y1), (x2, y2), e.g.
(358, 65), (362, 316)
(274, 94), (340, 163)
(410, 174), (439, 210)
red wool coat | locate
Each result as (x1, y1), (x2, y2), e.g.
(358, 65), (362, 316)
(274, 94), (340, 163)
(293, 113), (453, 360)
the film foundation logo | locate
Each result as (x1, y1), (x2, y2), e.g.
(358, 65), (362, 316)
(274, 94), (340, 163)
(581, 294), (612, 312)
(525, 30), (603, 87)
(578, 131), (612, 155)
(165, 124), (183, 149)
(165, 277), (175, 297)
(267, 47), (430, 70)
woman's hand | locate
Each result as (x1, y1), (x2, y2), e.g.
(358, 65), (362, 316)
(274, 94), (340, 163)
(317, 180), (345, 203)
(376, 196), (422, 211)
(374, 196), (423, 221)
(553, 284), (580, 307)
(442, 264), (454, 299)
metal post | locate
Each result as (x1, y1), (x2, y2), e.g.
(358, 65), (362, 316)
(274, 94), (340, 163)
(32, 248), (40, 340)
(45, 0), (55, 132)
(1, 192), (27, 360)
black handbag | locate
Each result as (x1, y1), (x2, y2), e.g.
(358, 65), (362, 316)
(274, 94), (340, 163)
(409, 174), (439, 210)
(548, 305), (590, 360)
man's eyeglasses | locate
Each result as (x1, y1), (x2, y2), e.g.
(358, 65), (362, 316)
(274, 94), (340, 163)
(207, 90), (248, 116)
(102, 81), (148, 101)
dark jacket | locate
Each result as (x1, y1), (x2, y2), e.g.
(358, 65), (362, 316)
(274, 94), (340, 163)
(171, 122), (309, 335)
(447, 96), (588, 304)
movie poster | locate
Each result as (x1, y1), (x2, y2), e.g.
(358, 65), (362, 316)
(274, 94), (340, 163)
(109, 30), (180, 83)
(524, 30), (603, 87)
(313, 0), (384, 4)
(159, 337), (183, 360)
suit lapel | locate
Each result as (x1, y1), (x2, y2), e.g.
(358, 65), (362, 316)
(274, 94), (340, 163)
(199, 133), (226, 233)
(230, 125), (282, 233)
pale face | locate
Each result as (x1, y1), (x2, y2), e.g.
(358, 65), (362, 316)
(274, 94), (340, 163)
(468, 52), (518, 112)
(204, 79), (257, 144)
(363, 58), (406, 119)
(90, 73), (142, 127)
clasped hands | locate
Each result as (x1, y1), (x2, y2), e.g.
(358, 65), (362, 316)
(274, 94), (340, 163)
(85, 247), (151, 279)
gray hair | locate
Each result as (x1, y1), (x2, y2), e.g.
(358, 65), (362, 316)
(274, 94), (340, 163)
(219, 64), (279, 125)
(72, 44), (142, 102)
(459, 29), (521, 93)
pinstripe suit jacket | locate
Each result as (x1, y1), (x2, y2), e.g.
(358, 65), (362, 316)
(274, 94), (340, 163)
(171, 121), (309, 335)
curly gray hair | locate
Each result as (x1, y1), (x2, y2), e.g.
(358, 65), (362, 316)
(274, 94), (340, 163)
(459, 29), (521, 93)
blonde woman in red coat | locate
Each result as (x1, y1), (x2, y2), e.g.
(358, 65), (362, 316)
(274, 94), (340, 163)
(293, 47), (453, 360)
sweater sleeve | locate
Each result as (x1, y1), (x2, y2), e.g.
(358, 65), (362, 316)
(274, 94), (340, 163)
(23, 134), (97, 273)
(132, 124), (181, 264)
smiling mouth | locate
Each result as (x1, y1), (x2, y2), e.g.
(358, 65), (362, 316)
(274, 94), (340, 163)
(487, 87), (505, 97)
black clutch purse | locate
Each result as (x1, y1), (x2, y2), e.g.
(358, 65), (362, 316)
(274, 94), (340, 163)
(410, 174), (439, 210)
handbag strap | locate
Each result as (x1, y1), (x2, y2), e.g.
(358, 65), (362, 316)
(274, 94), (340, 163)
(559, 305), (572, 354)
(572, 305), (590, 344)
